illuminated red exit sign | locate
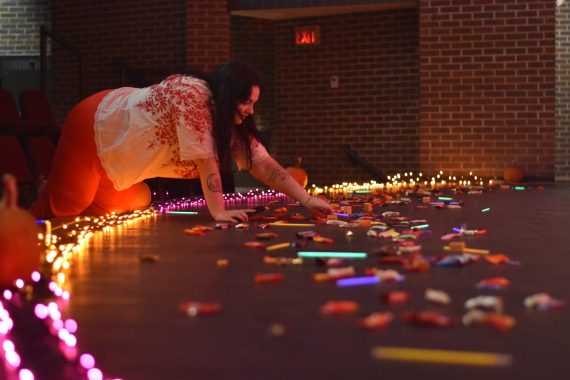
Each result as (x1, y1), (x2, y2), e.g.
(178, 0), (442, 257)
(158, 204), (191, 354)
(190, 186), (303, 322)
(295, 26), (320, 46)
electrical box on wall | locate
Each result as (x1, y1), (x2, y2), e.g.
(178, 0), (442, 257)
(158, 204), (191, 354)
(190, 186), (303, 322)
(330, 76), (339, 89)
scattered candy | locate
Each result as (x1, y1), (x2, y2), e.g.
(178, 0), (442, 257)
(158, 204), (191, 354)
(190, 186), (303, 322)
(358, 311), (394, 330)
(463, 310), (515, 331)
(402, 310), (454, 328)
(267, 323), (287, 337)
(465, 296), (504, 313)
(243, 241), (266, 249)
(256, 232), (278, 240)
(254, 273), (284, 284)
(139, 254), (159, 262)
(476, 277), (509, 290)
(320, 300), (359, 315)
(425, 288), (451, 305)
(524, 293), (567, 310)
(382, 291), (411, 305)
(179, 301), (222, 317)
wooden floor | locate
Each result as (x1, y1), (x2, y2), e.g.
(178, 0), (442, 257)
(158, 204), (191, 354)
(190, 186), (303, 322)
(61, 183), (570, 380)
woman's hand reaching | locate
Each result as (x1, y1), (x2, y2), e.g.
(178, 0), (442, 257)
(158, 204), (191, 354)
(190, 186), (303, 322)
(214, 209), (255, 223)
(302, 196), (333, 217)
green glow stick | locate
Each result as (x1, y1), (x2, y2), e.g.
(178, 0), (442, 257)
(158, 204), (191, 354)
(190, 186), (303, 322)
(438, 196), (453, 201)
(482, 208), (490, 213)
(411, 224), (429, 229)
(297, 251), (367, 259)
(514, 186), (525, 191)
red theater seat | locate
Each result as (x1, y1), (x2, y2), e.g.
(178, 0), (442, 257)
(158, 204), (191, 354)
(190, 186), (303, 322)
(23, 136), (56, 177)
(19, 89), (59, 137)
(0, 89), (26, 135)
(0, 136), (34, 203)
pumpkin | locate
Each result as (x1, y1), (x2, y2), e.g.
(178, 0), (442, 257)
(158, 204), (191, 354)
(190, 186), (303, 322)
(0, 174), (42, 287)
(503, 161), (524, 183)
(286, 156), (308, 188)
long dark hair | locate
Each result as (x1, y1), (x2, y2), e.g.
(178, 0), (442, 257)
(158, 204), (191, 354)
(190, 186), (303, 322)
(199, 60), (263, 171)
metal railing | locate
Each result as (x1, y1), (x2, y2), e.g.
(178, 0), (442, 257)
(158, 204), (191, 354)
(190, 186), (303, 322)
(40, 25), (85, 98)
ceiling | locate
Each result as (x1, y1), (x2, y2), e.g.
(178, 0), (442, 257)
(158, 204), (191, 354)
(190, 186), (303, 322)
(230, 2), (418, 20)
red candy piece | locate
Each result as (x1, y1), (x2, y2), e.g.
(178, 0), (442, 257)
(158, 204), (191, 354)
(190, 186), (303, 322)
(243, 241), (266, 249)
(313, 236), (334, 244)
(320, 300), (359, 315)
(485, 313), (515, 331)
(382, 291), (411, 305)
(179, 301), (222, 317)
(476, 277), (510, 290)
(358, 311), (394, 330)
(483, 254), (510, 265)
(254, 273), (284, 284)
(402, 310), (454, 327)
(256, 232), (278, 240)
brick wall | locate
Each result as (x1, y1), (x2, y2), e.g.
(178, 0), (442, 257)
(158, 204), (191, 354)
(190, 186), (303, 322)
(556, 1), (570, 181)
(0, 0), (50, 55)
(272, 9), (420, 186)
(230, 16), (274, 137)
(419, 0), (555, 179)
(50, 0), (229, 122)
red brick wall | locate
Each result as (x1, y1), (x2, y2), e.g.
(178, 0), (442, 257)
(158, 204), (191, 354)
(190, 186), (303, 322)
(186, 0), (230, 72)
(556, 1), (570, 181)
(51, 0), (229, 122)
(272, 9), (420, 186)
(419, 0), (555, 179)
(230, 16), (274, 138)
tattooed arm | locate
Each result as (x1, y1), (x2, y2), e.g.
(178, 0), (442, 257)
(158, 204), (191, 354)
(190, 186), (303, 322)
(248, 156), (333, 216)
(195, 157), (252, 222)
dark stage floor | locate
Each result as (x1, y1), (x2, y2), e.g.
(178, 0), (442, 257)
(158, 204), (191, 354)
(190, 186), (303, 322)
(62, 183), (570, 380)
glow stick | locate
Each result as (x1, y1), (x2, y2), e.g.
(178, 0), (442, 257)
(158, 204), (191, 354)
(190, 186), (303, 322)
(371, 346), (513, 367)
(337, 276), (379, 287)
(297, 251), (367, 259)
(266, 242), (291, 251)
(269, 222), (315, 227)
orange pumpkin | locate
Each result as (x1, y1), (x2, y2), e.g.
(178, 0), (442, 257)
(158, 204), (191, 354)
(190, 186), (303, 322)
(0, 174), (42, 287)
(503, 162), (524, 183)
(286, 156), (308, 188)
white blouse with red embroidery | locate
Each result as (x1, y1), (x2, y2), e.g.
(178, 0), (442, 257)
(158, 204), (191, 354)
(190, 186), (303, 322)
(94, 75), (269, 191)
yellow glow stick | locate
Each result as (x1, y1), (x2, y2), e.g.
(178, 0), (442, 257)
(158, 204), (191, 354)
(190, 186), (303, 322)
(444, 246), (490, 255)
(266, 242), (291, 251)
(269, 222), (315, 227)
(371, 346), (512, 367)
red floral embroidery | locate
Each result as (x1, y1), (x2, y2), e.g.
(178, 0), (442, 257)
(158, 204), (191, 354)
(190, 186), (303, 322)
(136, 75), (213, 178)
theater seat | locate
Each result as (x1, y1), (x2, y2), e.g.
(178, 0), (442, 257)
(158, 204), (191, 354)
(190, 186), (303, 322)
(19, 89), (59, 138)
(0, 136), (34, 205)
(0, 89), (26, 136)
(23, 135), (56, 177)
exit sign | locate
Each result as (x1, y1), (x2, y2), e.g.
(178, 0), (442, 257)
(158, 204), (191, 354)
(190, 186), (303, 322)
(295, 26), (320, 46)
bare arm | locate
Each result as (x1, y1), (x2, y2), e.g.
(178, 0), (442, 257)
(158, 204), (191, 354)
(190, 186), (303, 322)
(248, 156), (332, 215)
(195, 157), (252, 222)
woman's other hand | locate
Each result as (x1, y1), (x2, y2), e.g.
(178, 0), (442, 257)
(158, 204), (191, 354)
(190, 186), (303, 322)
(214, 209), (255, 223)
(302, 196), (333, 217)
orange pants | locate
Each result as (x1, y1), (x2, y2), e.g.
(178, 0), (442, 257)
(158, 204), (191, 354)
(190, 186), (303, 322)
(31, 90), (151, 219)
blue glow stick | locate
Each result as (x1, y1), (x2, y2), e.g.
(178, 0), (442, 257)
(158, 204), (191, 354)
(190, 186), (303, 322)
(334, 213), (350, 217)
(337, 276), (379, 287)
(297, 251), (367, 259)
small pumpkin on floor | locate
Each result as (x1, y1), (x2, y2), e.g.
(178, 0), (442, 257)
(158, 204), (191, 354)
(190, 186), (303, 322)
(503, 161), (524, 183)
(0, 174), (42, 287)
(286, 156), (308, 188)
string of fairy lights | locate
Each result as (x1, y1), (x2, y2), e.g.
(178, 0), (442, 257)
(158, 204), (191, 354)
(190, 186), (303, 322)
(0, 171), (500, 379)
